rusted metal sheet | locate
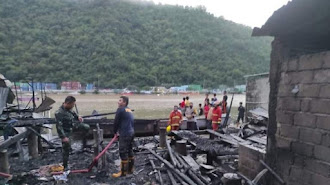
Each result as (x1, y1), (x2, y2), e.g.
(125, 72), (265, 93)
(77, 118), (160, 137)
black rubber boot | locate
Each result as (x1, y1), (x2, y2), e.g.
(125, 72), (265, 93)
(128, 157), (135, 174)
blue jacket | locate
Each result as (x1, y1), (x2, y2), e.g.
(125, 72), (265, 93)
(113, 107), (134, 136)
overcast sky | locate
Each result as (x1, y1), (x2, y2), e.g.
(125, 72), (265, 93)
(151, 0), (291, 27)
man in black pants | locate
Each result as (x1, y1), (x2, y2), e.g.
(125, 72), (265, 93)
(112, 96), (135, 178)
(236, 102), (245, 127)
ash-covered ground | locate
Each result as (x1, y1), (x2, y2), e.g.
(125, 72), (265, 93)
(6, 137), (164, 185)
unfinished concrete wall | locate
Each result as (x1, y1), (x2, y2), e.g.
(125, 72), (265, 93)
(245, 74), (270, 117)
(272, 49), (330, 185)
(238, 144), (266, 179)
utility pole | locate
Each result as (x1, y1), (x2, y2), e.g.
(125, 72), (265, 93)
(97, 75), (100, 90)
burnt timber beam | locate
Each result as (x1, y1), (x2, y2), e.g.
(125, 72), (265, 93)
(0, 130), (30, 150)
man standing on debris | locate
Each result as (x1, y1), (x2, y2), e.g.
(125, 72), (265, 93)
(204, 100), (210, 117)
(112, 96), (135, 178)
(168, 105), (183, 131)
(181, 97), (186, 116)
(198, 103), (204, 116)
(185, 102), (197, 130)
(180, 97), (186, 109)
(204, 93), (209, 105)
(55, 96), (90, 170)
(185, 96), (190, 108)
(236, 102), (245, 127)
(211, 93), (217, 105)
(211, 101), (222, 131)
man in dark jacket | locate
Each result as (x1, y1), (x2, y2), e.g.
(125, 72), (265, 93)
(112, 96), (135, 178)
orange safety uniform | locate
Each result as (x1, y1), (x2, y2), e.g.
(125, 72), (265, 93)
(204, 105), (210, 119)
(212, 106), (222, 131)
(168, 110), (183, 131)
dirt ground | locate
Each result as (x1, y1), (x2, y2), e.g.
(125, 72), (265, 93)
(37, 93), (245, 119)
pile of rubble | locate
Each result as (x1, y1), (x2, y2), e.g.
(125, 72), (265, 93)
(1, 122), (272, 185)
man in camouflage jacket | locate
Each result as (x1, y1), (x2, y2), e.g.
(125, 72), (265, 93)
(55, 96), (90, 169)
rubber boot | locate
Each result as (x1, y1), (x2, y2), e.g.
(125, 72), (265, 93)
(82, 138), (87, 150)
(127, 157), (135, 174)
(63, 160), (68, 170)
(112, 160), (128, 178)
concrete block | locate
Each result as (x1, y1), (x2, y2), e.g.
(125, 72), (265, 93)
(305, 159), (330, 178)
(291, 71), (314, 84)
(292, 142), (314, 157)
(297, 84), (320, 97)
(289, 166), (312, 184)
(321, 133), (330, 147)
(301, 99), (311, 112)
(311, 99), (330, 114)
(277, 97), (301, 111)
(294, 112), (316, 128)
(299, 128), (322, 145)
(293, 155), (305, 168)
(311, 172), (330, 185)
(277, 161), (292, 177)
(276, 135), (292, 150)
(280, 72), (291, 85)
(287, 58), (298, 71)
(277, 150), (294, 165)
(314, 145), (330, 163)
(238, 144), (265, 162)
(280, 124), (300, 139)
(316, 115), (330, 131)
(319, 85), (330, 98)
(276, 110), (294, 125)
(278, 84), (295, 97)
(314, 69), (330, 83)
(298, 53), (323, 70)
(239, 156), (257, 171)
(238, 165), (257, 180)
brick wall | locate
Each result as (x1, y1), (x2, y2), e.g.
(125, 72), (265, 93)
(274, 51), (330, 185)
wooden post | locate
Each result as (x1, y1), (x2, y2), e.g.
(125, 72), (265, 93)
(93, 129), (99, 168)
(37, 127), (43, 155)
(99, 129), (106, 169)
(175, 140), (187, 156)
(159, 127), (166, 148)
(16, 140), (24, 161)
(0, 150), (9, 173)
(93, 125), (105, 170)
(28, 132), (38, 159)
(207, 130), (214, 165)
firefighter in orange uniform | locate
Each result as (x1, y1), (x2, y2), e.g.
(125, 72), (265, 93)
(212, 101), (222, 131)
(168, 105), (183, 131)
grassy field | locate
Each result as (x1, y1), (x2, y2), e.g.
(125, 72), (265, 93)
(34, 93), (246, 119)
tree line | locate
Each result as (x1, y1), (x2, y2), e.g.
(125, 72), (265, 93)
(0, 0), (272, 89)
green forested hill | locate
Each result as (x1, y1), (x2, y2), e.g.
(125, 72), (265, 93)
(0, 0), (271, 89)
